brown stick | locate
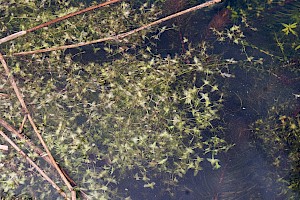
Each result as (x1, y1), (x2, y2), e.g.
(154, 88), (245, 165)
(0, 0), (122, 44)
(0, 31), (26, 44)
(27, 0), (122, 33)
(12, 0), (222, 56)
(0, 130), (68, 199)
(0, 118), (77, 185)
(0, 118), (50, 163)
(0, 53), (74, 198)
(19, 114), (28, 133)
(0, 144), (8, 151)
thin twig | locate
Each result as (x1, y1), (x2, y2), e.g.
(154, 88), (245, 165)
(0, 118), (50, 163)
(0, 118), (78, 188)
(0, 118), (90, 198)
(19, 114), (28, 133)
(0, 130), (68, 199)
(0, 53), (75, 198)
(0, 144), (8, 151)
(0, 0), (122, 44)
(12, 0), (222, 56)
(27, 0), (122, 33)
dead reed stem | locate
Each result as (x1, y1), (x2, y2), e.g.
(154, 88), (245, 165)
(0, 0), (122, 44)
(0, 118), (79, 186)
(11, 0), (222, 56)
(0, 130), (68, 199)
(0, 53), (75, 199)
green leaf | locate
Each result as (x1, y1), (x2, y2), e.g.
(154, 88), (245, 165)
(281, 23), (298, 36)
(158, 157), (168, 165)
(144, 182), (155, 189)
(207, 157), (221, 170)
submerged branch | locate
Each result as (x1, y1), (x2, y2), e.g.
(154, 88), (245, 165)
(0, 118), (78, 186)
(0, 0), (122, 45)
(0, 130), (69, 199)
(11, 0), (222, 56)
(0, 53), (75, 199)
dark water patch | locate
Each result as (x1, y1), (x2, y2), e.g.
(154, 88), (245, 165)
(174, 122), (291, 200)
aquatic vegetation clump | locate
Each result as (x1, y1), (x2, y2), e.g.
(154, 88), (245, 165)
(0, 45), (232, 198)
(252, 106), (300, 197)
(0, 0), (232, 198)
(227, 0), (300, 60)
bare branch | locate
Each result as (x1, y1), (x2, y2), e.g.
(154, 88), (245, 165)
(12, 0), (222, 56)
(0, 144), (8, 151)
(0, 118), (78, 185)
(0, 0), (122, 45)
(0, 53), (75, 197)
(0, 130), (68, 199)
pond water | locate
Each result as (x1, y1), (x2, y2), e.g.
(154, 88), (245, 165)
(114, 1), (300, 199)
(1, 1), (299, 199)
(115, 65), (299, 199)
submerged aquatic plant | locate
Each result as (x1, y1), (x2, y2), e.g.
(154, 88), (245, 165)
(281, 22), (298, 36)
(0, 0), (232, 199)
(252, 105), (300, 197)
